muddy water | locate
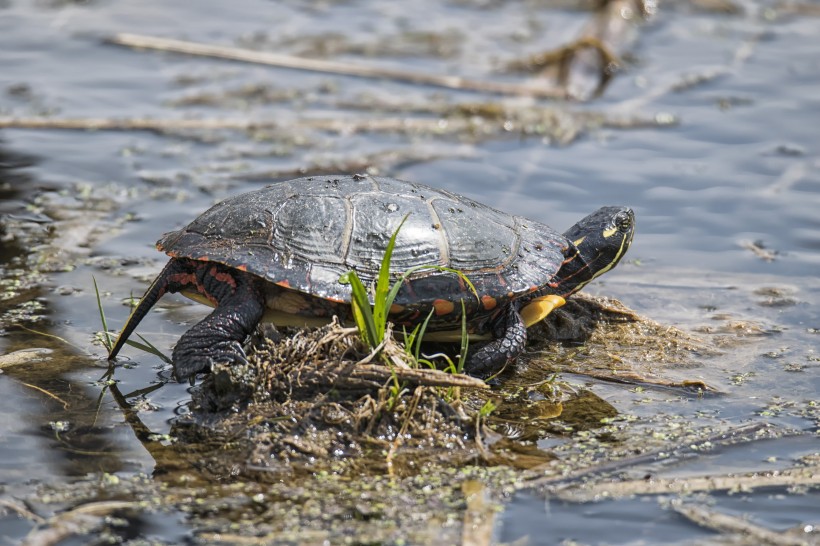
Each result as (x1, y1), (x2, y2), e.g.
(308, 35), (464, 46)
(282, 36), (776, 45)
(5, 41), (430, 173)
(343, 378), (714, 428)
(1, 0), (819, 544)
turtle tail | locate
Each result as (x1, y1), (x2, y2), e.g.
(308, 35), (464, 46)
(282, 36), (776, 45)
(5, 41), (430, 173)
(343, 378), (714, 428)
(107, 259), (185, 360)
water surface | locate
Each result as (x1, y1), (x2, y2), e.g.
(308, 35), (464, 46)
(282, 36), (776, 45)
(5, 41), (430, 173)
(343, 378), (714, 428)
(1, 0), (818, 543)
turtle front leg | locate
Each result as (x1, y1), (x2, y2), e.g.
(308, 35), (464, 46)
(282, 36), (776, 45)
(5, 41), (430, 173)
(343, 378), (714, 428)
(463, 302), (527, 379)
(171, 264), (265, 383)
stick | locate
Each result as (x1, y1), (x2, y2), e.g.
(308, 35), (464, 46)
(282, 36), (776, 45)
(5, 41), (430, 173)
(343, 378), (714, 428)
(0, 115), (468, 134)
(0, 116), (278, 131)
(557, 465), (820, 502)
(352, 364), (488, 389)
(526, 422), (772, 488)
(106, 33), (567, 99)
(672, 502), (813, 546)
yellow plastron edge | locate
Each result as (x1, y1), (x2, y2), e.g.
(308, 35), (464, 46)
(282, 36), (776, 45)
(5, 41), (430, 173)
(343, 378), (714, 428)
(519, 294), (566, 327)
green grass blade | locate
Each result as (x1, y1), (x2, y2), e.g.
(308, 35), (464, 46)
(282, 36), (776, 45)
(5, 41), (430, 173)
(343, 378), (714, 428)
(414, 308), (435, 363)
(386, 264), (479, 319)
(134, 334), (173, 364)
(340, 270), (377, 348)
(457, 300), (469, 374)
(403, 325), (420, 359)
(350, 297), (372, 348)
(373, 214), (409, 342)
(92, 276), (112, 352)
(102, 332), (173, 364)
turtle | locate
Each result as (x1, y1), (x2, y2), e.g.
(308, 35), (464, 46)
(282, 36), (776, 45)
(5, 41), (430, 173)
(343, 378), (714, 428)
(108, 174), (634, 381)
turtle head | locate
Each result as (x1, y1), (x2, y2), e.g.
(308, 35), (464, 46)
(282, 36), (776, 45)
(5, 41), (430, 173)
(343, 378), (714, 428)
(556, 206), (635, 295)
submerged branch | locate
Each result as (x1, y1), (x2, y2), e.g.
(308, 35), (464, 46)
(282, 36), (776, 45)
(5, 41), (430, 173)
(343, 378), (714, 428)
(671, 501), (815, 546)
(557, 465), (820, 502)
(106, 33), (567, 99)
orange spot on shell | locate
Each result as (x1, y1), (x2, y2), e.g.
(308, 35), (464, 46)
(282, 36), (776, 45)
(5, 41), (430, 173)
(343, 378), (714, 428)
(235, 264), (248, 272)
(481, 295), (497, 311)
(433, 299), (455, 316)
(529, 285), (539, 293)
(275, 280), (291, 288)
(389, 303), (405, 314)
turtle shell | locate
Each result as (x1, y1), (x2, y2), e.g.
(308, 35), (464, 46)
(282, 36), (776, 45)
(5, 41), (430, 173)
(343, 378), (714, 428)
(158, 175), (568, 328)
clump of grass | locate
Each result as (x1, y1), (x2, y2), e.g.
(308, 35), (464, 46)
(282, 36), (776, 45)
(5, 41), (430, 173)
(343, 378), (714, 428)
(339, 215), (476, 372)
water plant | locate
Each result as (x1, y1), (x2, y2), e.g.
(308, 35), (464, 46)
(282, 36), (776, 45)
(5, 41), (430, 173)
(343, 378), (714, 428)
(339, 214), (476, 370)
(94, 277), (171, 364)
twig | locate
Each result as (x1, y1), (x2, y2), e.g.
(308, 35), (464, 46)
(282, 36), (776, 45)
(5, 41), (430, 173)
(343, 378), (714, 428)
(20, 382), (70, 410)
(351, 364), (488, 389)
(16, 325), (86, 354)
(671, 501), (814, 546)
(0, 115), (474, 135)
(740, 240), (778, 262)
(526, 422), (772, 489)
(557, 465), (820, 502)
(0, 498), (45, 524)
(0, 116), (282, 131)
(22, 501), (139, 546)
(106, 33), (567, 99)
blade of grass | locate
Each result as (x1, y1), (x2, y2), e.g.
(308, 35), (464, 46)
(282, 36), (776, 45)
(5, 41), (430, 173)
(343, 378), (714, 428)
(373, 214), (409, 342)
(414, 308), (435, 363)
(340, 215), (477, 369)
(102, 332), (172, 364)
(92, 276), (112, 353)
(16, 325), (85, 353)
(134, 333), (173, 364)
(386, 264), (479, 319)
(403, 324), (421, 359)
(340, 270), (377, 347)
(457, 300), (469, 374)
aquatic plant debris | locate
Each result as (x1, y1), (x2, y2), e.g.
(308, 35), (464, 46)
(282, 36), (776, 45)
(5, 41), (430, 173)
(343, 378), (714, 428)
(16, 292), (818, 545)
(167, 294), (717, 483)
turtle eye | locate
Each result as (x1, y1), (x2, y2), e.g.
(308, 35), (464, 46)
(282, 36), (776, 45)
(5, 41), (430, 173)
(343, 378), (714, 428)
(615, 211), (632, 232)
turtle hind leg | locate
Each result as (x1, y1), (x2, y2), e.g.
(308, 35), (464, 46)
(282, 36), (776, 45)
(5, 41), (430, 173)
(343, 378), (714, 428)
(171, 266), (265, 383)
(108, 258), (191, 361)
(463, 302), (527, 379)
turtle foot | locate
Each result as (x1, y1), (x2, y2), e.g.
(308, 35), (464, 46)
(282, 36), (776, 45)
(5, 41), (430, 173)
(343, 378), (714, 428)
(169, 266), (265, 383)
(463, 303), (527, 379)
(172, 339), (248, 383)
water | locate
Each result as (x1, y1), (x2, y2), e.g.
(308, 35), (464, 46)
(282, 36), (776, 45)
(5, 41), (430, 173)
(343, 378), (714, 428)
(1, 0), (819, 543)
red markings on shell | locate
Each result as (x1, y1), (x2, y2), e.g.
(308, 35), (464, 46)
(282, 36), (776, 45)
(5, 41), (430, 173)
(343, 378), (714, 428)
(433, 299), (455, 315)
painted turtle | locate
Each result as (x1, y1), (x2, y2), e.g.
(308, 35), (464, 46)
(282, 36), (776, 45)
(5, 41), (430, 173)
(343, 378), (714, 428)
(108, 174), (634, 381)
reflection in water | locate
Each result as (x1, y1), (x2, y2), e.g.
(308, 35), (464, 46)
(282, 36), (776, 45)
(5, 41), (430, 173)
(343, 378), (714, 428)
(0, 143), (37, 264)
(0, 144), (145, 484)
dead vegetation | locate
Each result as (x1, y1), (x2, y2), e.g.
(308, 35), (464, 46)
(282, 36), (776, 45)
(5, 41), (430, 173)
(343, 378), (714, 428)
(169, 294), (715, 482)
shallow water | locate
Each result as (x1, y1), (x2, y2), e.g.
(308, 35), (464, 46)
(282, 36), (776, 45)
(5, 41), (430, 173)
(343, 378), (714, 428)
(1, 0), (819, 543)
